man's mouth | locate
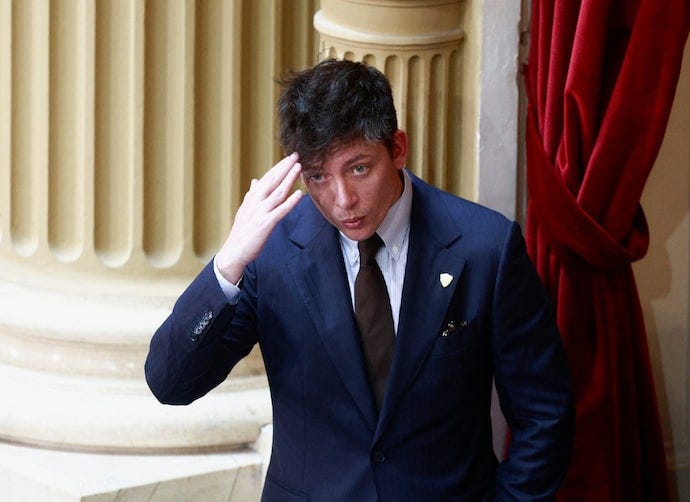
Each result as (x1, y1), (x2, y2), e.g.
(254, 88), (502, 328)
(341, 216), (365, 229)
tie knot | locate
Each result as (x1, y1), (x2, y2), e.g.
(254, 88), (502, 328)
(358, 233), (384, 266)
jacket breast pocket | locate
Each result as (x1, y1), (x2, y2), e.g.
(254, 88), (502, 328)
(429, 315), (481, 358)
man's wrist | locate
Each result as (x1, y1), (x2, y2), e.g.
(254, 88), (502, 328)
(214, 248), (246, 285)
(213, 256), (243, 305)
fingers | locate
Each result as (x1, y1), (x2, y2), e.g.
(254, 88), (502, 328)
(268, 187), (303, 221)
(221, 153), (303, 271)
(269, 161), (302, 205)
(245, 156), (302, 217)
(253, 153), (300, 198)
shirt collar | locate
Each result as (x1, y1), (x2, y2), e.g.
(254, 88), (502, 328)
(341, 170), (413, 266)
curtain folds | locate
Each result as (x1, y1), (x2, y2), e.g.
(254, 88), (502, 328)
(524, 1), (690, 500)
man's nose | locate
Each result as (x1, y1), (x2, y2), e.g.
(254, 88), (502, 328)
(334, 180), (357, 208)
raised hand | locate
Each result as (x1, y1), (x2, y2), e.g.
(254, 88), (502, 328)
(215, 153), (303, 283)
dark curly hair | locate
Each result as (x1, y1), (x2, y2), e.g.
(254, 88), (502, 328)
(277, 59), (398, 169)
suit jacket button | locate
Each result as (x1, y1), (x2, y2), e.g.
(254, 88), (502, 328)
(373, 451), (385, 464)
(190, 310), (213, 342)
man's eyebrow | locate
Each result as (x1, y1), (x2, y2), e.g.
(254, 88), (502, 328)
(301, 165), (322, 176)
(301, 153), (374, 176)
(343, 154), (371, 166)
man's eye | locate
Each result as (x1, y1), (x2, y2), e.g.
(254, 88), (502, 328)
(353, 165), (367, 174)
(309, 174), (324, 182)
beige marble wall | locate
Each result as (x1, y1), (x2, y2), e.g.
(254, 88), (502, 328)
(633, 37), (690, 500)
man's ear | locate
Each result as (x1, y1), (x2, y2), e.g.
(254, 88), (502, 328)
(392, 129), (408, 169)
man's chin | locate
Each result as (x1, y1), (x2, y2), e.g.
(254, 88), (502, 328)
(324, 214), (375, 241)
(339, 227), (376, 242)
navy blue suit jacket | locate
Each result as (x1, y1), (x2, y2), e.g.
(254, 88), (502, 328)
(145, 172), (574, 501)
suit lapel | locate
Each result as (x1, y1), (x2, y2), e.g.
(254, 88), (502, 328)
(283, 176), (467, 437)
(375, 175), (466, 441)
(287, 200), (378, 430)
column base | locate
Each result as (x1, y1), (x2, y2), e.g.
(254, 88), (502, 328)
(0, 276), (272, 453)
(0, 363), (272, 452)
(0, 441), (264, 501)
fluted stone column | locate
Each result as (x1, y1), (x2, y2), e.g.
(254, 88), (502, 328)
(0, 0), (274, 455)
(0, 0), (319, 499)
(314, 0), (470, 197)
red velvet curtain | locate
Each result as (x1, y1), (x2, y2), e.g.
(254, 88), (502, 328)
(524, 1), (690, 500)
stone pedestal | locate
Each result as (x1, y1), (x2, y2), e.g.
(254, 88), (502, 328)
(0, 278), (272, 452)
(0, 442), (263, 502)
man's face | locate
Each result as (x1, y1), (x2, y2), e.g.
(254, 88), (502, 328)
(301, 130), (408, 241)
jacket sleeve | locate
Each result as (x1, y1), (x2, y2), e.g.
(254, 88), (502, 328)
(144, 260), (258, 405)
(491, 223), (575, 500)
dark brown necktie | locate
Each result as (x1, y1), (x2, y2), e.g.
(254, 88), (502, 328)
(355, 233), (395, 410)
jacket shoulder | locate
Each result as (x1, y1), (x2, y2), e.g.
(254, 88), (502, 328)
(409, 173), (516, 243)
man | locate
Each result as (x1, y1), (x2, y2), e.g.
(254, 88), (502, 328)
(145, 59), (574, 501)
